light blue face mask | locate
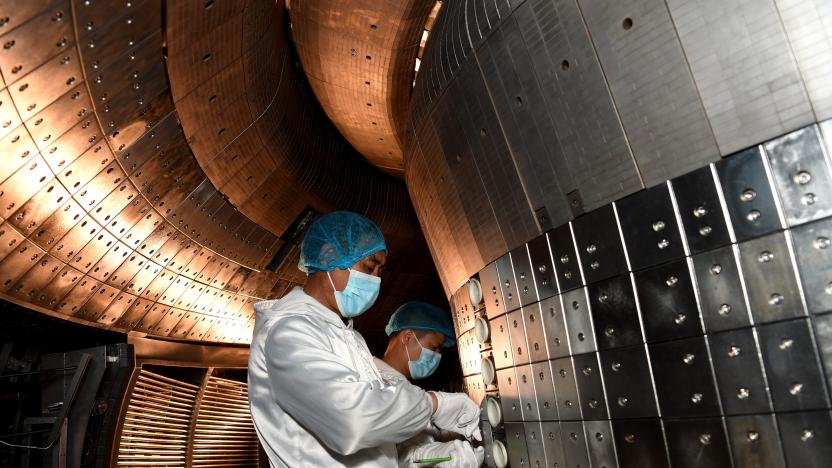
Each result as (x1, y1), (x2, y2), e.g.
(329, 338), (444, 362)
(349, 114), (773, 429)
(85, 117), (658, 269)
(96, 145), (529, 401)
(406, 334), (442, 379)
(327, 269), (381, 318)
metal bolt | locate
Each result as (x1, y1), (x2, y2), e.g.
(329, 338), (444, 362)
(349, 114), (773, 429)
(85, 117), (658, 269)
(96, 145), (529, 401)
(658, 238), (670, 249)
(737, 387), (750, 400)
(590, 261), (600, 270)
(611, 362), (622, 372)
(758, 251), (774, 263)
(814, 237), (831, 250)
(747, 210), (761, 222)
(604, 327), (615, 337)
(586, 244), (597, 254)
(794, 171), (812, 185)
(582, 366), (592, 376)
(691, 393), (703, 404)
(588, 399), (598, 409)
(779, 338), (793, 350)
(710, 264), (722, 275)
(693, 206), (708, 218)
(802, 193), (817, 206)
(740, 189), (757, 202)
(769, 293), (784, 306)
(595, 432), (604, 442)
(560, 255), (569, 264)
(674, 313), (687, 325)
(789, 382), (803, 395)
(599, 293), (609, 303)
(653, 220), (666, 232)
(699, 433), (712, 445)
(617, 396), (628, 407)
(801, 429), (814, 442)
(538, 264), (547, 273)
(666, 276), (678, 286)
(746, 431), (759, 442)
(719, 304), (732, 316)
(624, 433), (636, 444)
(564, 271), (573, 279)
(699, 225), (712, 236)
(683, 353), (695, 365)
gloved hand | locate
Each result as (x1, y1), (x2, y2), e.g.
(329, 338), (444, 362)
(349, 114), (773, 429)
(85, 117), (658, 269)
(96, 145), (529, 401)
(411, 440), (485, 467)
(429, 392), (482, 442)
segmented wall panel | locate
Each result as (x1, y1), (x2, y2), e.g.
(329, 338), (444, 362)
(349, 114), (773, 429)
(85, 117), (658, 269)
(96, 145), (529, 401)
(191, 376), (258, 467)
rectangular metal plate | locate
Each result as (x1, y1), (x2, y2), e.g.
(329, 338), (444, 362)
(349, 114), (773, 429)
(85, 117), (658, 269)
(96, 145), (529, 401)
(758, 318), (830, 411)
(528, 233), (558, 300)
(737, 231), (806, 323)
(479, 261), (506, 319)
(649, 336), (721, 418)
(692, 245), (751, 332)
(511, 245), (538, 307)
(791, 218), (832, 314)
(725, 414), (786, 468)
(572, 352), (608, 420)
(616, 184), (686, 271)
(634, 259), (703, 342)
(562, 287), (597, 354)
(540, 421), (567, 468)
(531, 361), (559, 421)
(505, 422), (531, 468)
(589, 274), (643, 350)
(664, 417), (732, 468)
(507, 309), (531, 366)
(496, 253), (521, 312)
(715, 146), (783, 241)
(561, 421), (590, 468)
(816, 314), (832, 393)
(497, 367), (523, 422)
(584, 419), (618, 468)
(571, 204), (628, 284)
(599, 345), (659, 419)
(540, 295), (570, 359)
(516, 364), (540, 420)
(764, 126), (832, 226)
(551, 356), (582, 421)
(523, 302), (548, 363)
(547, 224), (582, 291)
(490, 314), (514, 370)
(671, 165), (732, 253)
(708, 328), (772, 415)
(776, 410), (832, 468)
(612, 419), (670, 468)
(523, 421), (547, 468)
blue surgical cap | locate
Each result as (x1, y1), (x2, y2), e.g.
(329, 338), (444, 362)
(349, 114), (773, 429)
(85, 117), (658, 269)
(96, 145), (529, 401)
(298, 211), (387, 274)
(385, 302), (456, 347)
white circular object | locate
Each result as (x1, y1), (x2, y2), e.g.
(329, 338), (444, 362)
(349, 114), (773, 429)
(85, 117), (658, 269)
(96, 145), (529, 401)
(492, 440), (508, 468)
(481, 357), (496, 385)
(474, 316), (490, 343)
(485, 396), (502, 427)
(468, 278), (483, 305)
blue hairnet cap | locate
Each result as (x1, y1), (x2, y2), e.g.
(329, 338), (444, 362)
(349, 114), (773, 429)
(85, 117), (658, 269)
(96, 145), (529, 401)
(298, 211), (387, 274)
(385, 302), (456, 347)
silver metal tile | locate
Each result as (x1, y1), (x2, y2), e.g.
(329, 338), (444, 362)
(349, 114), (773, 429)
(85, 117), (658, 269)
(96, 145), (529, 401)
(649, 336), (721, 418)
(524, 421), (547, 468)
(547, 224), (582, 291)
(540, 421), (567, 468)
(612, 418), (670, 468)
(505, 422), (531, 468)
(588, 274), (643, 350)
(616, 184), (686, 271)
(572, 352), (608, 420)
(583, 420), (618, 468)
(815, 313), (832, 393)
(512, 244), (539, 307)
(634, 259), (703, 343)
(528, 233), (558, 300)
(776, 410), (832, 468)
(664, 417), (733, 468)
(725, 414), (786, 468)
(497, 367), (523, 422)
(715, 147), (784, 241)
(490, 314), (514, 370)
(540, 295), (571, 359)
(531, 360), (559, 421)
(571, 204), (628, 284)
(516, 364), (541, 421)
(551, 357), (582, 421)
(523, 302), (549, 363)
(764, 125), (832, 226)
(708, 328), (773, 415)
(670, 165), (732, 254)
(561, 421), (590, 468)
(497, 253), (521, 313)
(791, 217), (832, 314)
(508, 309), (531, 366)
(758, 318), (830, 411)
(692, 245), (752, 332)
(737, 231), (807, 323)
(599, 345), (659, 419)
(562, 287), (596, 354)
(480, 261), (506, 319)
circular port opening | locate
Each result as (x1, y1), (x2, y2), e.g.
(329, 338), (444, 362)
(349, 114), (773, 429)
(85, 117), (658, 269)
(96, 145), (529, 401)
(486, 396), (502, 427)
(475, 317), (490, 342)
(481, 357), (496, 385)
(492, 440), (508, 468)
(468, 278), (483, 305)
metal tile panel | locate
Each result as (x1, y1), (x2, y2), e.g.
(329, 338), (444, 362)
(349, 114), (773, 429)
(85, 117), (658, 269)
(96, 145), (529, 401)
(715, 147), (784, 242)
(507, 309), (531, 366)
(480, 261), (506, 319)
(776, 410), (832, 468)
(737, 231), (806, 323)
(504, 422), (531, 468)
(649, 336), (721, 418)
(634, 259), (703, 343)
(664, 417), (733, 468)
(523, 421), (547, 468)
(497, 367), (523, 422)
(531, 360), (558, 421)
(584, 419), (618, 468)
(547, 224), (582, 292)
(540, 295), (570, 359)
(588, 274), (643, 350)
(572, 352), (608, 420)
(540, 421), (567, 468)
(708, 328), (773, 415)
(511, 245), (538, 307)
(571, 204), (628, 285)
(490, 314), (514, 370)
(562, 287), (596, 354)
(523, 302), (548, 363)
(527, 233), (558, 300)
(516, 364), (540, 421)
(560, 421), (590, 468)
(599, 345), (659, 419)
(551, 356), (582, 421)
(692, 245), (752, 333)
(816, 314), (832, 392)
(758, 318), (830, 411)
(725, 414), (786, 468)
(496, 253), (521, 313)
(612, 418), (670, 468)
(764, 125), (832, 226)
(791, 218), (832, 314)
(578, 0), (719, 185)
(616, 184), (686, 271)
(671, 166), (732, 254)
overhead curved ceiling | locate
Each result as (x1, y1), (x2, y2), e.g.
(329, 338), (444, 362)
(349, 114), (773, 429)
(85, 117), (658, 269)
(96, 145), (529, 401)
(0, 0), (443, 346)
(285, 0), (438, 177)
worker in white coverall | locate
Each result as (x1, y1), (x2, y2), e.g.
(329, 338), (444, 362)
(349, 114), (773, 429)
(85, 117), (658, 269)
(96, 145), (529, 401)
(248, 211), (482, 467)
(375, 301), (486, 467)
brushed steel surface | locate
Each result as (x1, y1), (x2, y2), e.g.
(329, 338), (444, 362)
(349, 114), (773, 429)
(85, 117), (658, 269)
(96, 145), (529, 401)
(516, 364), (541, 421)
(612, 418), (670, 468)
(523, 302), (549, 363)
(599, 345), (659, 419)
(776, 410), (832, 468)
(634, 259), (703, 343)
(540, 421), (567, 468)
(531, 360), (559, 421)
(572, 352), (608, 420)
(691, 245), (752, 332)
(540, 295), (571, 359)
(649, 336), (721, 418)
(511, 245), (539, 307)
(560, 421), (590, 468)
(671, 166), (732, 254)
(663, 417), (733, 468)
(505, 422), (531, 468)
(790, 217), (832, 314)
(616, 184), (686, 271)
(562, 287), (597, 355)
(497, 253), (521, 313)
(497, 367), (523, 422)
(527, 233), (558, 300)
(551, 356), (582, 421)
(584, 419), (618, 468)
(588, 274), (643, 350)
(548, 224), (582, 292)
(571, 204), (628, 285)
(708, 328), (773, 415)
(725, 414), (786, 468)
(508, 309), (531, 366)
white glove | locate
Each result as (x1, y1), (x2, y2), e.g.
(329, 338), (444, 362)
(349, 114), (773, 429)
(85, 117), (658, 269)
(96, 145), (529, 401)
(411, 440), (485, 467)
(429, 392), (482, 442)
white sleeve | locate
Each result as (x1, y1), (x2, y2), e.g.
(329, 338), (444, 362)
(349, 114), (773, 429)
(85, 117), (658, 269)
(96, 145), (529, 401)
(264, 316), (433, 455)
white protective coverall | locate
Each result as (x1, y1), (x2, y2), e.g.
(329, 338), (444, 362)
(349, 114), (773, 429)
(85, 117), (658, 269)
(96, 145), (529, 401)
(248, 287), (434, 467)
